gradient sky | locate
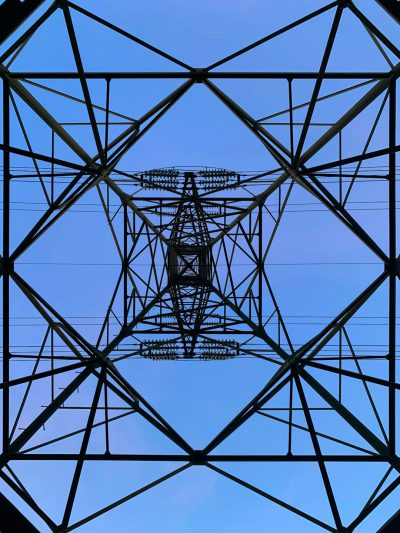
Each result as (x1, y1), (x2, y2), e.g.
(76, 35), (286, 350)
(1, 0), (400, 531)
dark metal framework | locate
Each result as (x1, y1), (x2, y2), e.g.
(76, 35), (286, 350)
(1, 0), (400, 531)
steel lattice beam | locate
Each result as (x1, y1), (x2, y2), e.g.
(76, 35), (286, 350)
(0, 1), (399, 531)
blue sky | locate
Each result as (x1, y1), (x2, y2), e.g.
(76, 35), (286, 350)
(1, 0), (400, 531)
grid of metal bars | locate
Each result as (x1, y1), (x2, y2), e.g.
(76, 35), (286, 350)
(1, 0), (400, 531)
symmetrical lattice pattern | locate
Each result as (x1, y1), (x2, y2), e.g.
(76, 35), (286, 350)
(1, 1), (400, 531)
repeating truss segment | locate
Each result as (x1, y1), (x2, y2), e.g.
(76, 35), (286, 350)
(1, 0), (400, 531)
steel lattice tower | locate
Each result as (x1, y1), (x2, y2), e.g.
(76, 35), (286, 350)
(0, 0), (400, 531)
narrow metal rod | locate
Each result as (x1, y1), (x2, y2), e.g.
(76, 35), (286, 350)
(2, 78), (10, 455)
(388, 78), (397, 454)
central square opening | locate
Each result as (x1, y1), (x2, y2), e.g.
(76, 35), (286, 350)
(177, 253), (200, 277)
(168, 245), (211, 285)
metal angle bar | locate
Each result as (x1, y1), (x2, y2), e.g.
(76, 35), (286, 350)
(362, 466), (394, 513)
(1, 366), (93, 464)
(378, 510), (400, 533)
(203, 78), (292, 164)
(101, 285), (171, 356)
(0, 1), (57, 61)
(4, 464), (31, 498)
(8, 80), (192, 265)
(67, 0), (193, 71)
(103, 80), (196, 247)
(294, 375), (343, 530)
(61, 368), (105, 528)
(263, 270), (295, 354)
(304, 143), (400, 174)
(9, 326), (51, 442)
(294, 272), (388, 359)
(258, 411), (376, 456)
(6, 453), (389, 461)
(365, 25), (395, 69)
(95, 269), (124, 348)
(294, 4), (344, 163)
(202, 287), (290, 454)
(221, 225), (241, 303)
(258, 80), (375, 122)
(8, 174), (105, 268)
(21, 412), (135, 454)
(264, 182), (294, 259)
(103, 371), (194, 455)
(206, 64), (400, 248)
(206, 1), (339, 70)
(202, 273), (391, 457)
(348, 474), (400, 530)
(11, 271), (96, 359)
(6, 38), (34, 69)
(206, 464), (336, 532)
(62, 3), (106, 165)
(388, 78), (397, 455)
(2, 278), (181, 457)
(292, 172), (389, 262)
(304, 360), (400, 391)
(64, 464), (191, 532)
(343, 90), (390, 206)
(300, 61), (400, 164)
(0, 65), (92, 163)
(0, 143), (95, 173)
(2, 78), (10, 456)
(0, 471), (56, 531)
(97, 312), (195, 453)
(342, 327), (389, 445)
(374, 0), (400, 23)
(22, 78), (136, 122)
(9, 92), (51, 204)
(0, 361), (90, 390)
(298, 371), (400, 470)
(349, 2), (400, 59)
(97, 185), (123, 257)
(7, 71), (392, 79)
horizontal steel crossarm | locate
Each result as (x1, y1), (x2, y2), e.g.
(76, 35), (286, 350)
(6, 453), (389, 462)
(8, 72), (392, 80)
